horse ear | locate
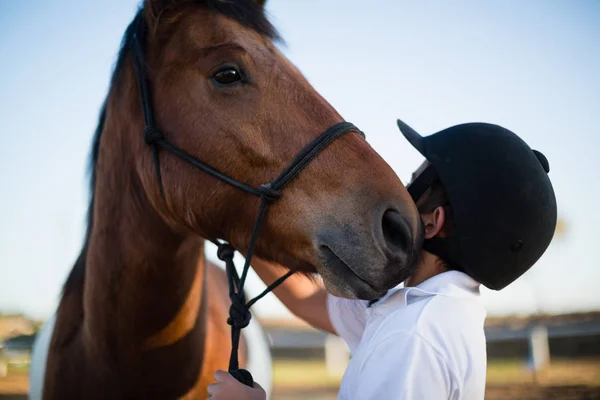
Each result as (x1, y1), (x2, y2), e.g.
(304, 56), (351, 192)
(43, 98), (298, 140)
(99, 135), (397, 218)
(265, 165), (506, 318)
(255, 0), (267, 7)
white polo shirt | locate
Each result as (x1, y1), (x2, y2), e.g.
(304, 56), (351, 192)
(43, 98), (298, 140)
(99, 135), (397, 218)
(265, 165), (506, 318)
(327, 270), (487, 400)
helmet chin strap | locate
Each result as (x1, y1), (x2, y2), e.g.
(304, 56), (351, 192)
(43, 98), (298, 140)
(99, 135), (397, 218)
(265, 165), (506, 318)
(406, 164), (439, 202)
(422, 237), (463, 273)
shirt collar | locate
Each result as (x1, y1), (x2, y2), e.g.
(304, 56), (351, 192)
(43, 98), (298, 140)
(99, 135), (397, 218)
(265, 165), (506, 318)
(370, 271), (480, 311)
(411, 270), (480, 297)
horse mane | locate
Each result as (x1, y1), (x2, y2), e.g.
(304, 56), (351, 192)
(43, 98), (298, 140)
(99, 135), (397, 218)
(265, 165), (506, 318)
(62, 0), (278, 297)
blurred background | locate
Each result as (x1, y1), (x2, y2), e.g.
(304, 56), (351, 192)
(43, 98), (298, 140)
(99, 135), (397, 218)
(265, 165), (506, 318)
(1, 1), (599, 399)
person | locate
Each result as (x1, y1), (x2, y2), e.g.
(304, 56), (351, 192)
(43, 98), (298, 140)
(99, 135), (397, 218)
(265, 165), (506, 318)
(207, 120), (557, 399)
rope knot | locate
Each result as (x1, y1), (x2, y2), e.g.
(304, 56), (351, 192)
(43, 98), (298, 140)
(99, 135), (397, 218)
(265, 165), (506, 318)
(227, 298), (251, 329)
(143, 128), (164, 144)
(259, 183), (281, 204)
(217, 244), (235, 261)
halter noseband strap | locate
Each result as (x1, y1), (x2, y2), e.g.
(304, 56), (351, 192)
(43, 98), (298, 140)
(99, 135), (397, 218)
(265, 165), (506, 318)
(130, 12), (365, 387)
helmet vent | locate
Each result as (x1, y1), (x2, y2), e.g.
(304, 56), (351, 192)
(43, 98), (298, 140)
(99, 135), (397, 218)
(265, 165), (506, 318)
(511, 240), (524, 252)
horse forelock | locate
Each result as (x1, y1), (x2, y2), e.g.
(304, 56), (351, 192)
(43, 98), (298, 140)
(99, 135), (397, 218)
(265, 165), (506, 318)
(146, 0), (279, 41)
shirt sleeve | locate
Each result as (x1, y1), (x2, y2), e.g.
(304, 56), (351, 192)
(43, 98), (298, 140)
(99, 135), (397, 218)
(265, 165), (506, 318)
(354, 331), (457, 400)
(326, 294), (368, 352)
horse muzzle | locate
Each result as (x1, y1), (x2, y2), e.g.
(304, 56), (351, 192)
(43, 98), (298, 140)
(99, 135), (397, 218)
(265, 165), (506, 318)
(315, 207), (423, 300)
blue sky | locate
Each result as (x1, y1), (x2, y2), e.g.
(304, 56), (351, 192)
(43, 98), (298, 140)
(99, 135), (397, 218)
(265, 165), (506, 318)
(1, 0), (599, 320)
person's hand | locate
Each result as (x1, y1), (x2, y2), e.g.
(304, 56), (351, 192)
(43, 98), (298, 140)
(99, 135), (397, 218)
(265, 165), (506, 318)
(206, 370), (267, 400)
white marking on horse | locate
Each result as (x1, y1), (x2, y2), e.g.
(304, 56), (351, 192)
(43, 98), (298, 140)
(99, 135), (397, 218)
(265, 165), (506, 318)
(29, 313), (55, 400)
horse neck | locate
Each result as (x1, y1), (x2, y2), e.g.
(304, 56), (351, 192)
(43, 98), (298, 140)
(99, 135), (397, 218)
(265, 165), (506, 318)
(83, 108), (208, 379)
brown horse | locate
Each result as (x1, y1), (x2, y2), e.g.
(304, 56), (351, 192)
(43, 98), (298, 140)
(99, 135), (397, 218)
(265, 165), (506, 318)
(29, 0), (423, 399)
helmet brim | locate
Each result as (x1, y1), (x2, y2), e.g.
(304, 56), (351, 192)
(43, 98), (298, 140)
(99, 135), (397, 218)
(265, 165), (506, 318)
(397, 119), (426, 156)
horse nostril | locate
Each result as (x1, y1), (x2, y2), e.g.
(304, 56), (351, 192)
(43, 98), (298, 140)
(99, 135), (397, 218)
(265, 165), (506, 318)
(381, 209), (411, 253)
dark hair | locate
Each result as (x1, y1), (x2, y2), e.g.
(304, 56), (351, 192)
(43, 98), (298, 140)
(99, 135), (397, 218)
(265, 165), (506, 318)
(414, 179), (455, 237)
(414, 179), (456, 270)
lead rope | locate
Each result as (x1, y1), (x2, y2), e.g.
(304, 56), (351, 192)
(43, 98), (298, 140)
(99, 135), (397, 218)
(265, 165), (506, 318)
(212, 120), (364, 386)
(129, 10), (364, 387)
(216, 242), (293, 385)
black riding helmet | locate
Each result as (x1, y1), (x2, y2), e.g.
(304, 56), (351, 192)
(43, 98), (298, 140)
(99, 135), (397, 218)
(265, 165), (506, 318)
(397, 119), (557, 290)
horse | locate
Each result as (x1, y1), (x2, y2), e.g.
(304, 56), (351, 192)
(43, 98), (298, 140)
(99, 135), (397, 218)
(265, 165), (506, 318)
(29, 1), (423, 399)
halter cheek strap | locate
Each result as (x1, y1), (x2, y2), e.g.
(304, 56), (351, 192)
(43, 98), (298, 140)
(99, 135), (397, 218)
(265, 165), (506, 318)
(130, 11), (365, 387)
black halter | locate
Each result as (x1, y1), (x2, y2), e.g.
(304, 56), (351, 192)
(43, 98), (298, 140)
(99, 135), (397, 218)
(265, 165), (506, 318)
(130, 12), (364, 387)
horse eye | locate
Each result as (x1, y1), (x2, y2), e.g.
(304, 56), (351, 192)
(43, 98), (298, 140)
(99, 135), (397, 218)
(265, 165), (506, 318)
(212, 67), (242, 85)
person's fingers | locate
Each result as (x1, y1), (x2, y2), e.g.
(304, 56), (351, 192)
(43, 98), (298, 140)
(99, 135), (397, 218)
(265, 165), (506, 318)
(206, 382), (220, 396)
(213, 370), (230, 383)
